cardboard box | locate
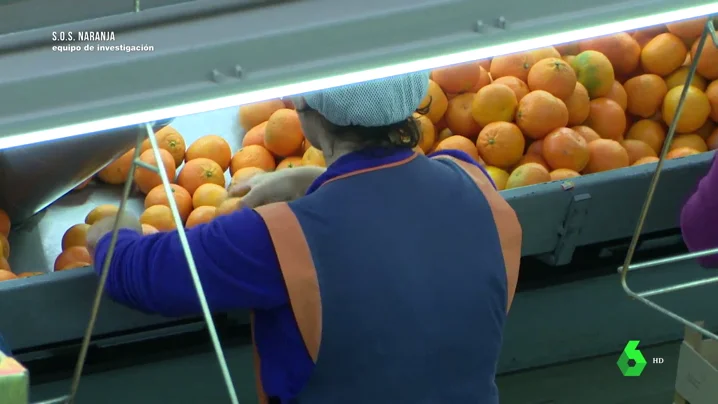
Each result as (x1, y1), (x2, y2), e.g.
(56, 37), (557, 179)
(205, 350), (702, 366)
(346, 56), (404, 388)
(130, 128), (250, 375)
(674, 321), (718, 404)
(0, 351), (29, 404)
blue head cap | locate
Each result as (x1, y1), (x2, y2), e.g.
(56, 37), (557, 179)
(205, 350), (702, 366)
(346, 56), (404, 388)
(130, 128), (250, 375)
(303, 71), (430, 127)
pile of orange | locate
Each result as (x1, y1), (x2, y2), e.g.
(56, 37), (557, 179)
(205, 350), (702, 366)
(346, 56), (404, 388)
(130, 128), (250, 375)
(417, 16), (718, 190)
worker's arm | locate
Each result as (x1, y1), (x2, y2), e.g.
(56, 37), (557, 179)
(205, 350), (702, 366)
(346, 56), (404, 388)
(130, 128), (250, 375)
(427, 149), (498, 190)
(681, 152), (718, 268)
(91, 208), (287, 316)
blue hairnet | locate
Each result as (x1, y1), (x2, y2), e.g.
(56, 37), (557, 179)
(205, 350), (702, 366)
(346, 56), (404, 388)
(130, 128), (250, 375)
(304, 71), (430, 127)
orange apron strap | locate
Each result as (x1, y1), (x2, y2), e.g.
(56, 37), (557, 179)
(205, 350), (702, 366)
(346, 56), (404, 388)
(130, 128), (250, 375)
(255, 202), (322, 362)
(250, 311), (269, 404)
(431, 155), (522, 311)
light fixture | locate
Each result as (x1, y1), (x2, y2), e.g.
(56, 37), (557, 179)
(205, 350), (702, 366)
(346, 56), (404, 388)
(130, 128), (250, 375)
(1, 3), (716, 151)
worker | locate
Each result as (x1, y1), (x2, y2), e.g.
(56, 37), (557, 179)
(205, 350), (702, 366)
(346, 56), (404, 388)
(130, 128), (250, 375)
(681, 151), (718, 268)
(86, 71), (522, 403)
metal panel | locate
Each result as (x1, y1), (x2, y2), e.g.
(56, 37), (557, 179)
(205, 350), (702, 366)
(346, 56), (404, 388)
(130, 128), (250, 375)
(0, 0), (708, 140)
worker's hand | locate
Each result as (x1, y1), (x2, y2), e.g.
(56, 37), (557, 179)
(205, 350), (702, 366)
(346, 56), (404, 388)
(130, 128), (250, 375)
(228, 166), (327, 208)
(86, 212), (143, 254)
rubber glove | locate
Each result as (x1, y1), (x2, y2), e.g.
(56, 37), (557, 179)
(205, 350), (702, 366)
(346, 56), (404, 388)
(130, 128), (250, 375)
(86, 212), (143, 255)
(228, 166), (326, 208)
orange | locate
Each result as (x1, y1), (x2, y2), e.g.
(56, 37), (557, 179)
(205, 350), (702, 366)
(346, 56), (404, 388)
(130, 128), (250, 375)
(0, 269), (16, 281)
(515, 90), (569, 139)
(621, 139), (658, 165)
(605, 81), (628, 110)
(665, 67), (707, 91)
(542, 127), (590, 172)
(140, 205), (177, 232)
(667, 16), (709, 40)
(186, 206), (217, 228)
(706, 80), (718, 121)
(0, 257), (10, 272)
(632, 25), (668, 47)
(435, 117), (448, 134)
(0, 234), (9, 259)
(526, 139), (544, 155)
(697, 120), (716, 139)
(562, 55), (576, 65)
(513, 154), (550, 171)
(264, 109), (305, 157)
(432, 61), (484, 94)
(238, 99), (286, 131)
(490, 52), (535, 82)
(243, 122), (268, 147)
(565, 82), (591, 126)
(276, 156), (304, 170)
(417, 80), (449, 124)
(623, 74), (668, 118)
(144, 184), (193, 222)
(0, 209), (10, 236)
(667, 147), (701, 159)
(633, 156), (660, 166)
(17, 272), (43, 279)
(192, 184), (228, 209)
(58, 262), (89, 271)
(492, 76), (530, 101)
(414, 113), (436, 153)
(506, 163), (551, 189)
(283, 98), (295, 109)
(185, 135), (232, 172)
(434, 136), (482, 163)
(142, 224), (159, 235)
(54, 246), (92, 271)
(527, 58), (577, 100)
(549, 168), (581, 181)
(437, 128), (453, 143)
(706, 128), (718, 150)
(640, 33), (687, 76)
(140, 126), (186, 167)
(97, 149), (135, 185)
(578, 33), (641, 76)
(302, 147), (326, 167)
(471, 84), (518, 127)
(484, 166), (510, 191)
(570, 50), (615, 98)
(530, 46), (561, 61)
(476, 122), (525, 169)
(217, 198), (243, 216)
(662, 85), (711, 133)
(230, 167), (266, 189)
(134, 149), (177, 194)
(177, 158), (226, 195)
(572, 125), (601, 144)
(626, 120), (666, 154)
(556, 42), (579, 56)
(73, 177), (92, 192)
(584, 98), (626, 141)
(61, 223), (91, 251)
(230, 145), (276, 174)
(477, 59), (491, 71)
(468, 66), (493, 92)
(444, 93), (482, 139)
(85, 205), (120, 225)
(691, 35), (718, 80)
(583, 139), (630, 174)
(669, 134), (708, 152)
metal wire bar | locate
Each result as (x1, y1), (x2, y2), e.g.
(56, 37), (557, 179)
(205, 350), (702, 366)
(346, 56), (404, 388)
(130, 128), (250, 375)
(618, 17), (718, 342)
(619, 247), (718, 272)
(142, 123), (239, 404)
(65, 133), (145, 404)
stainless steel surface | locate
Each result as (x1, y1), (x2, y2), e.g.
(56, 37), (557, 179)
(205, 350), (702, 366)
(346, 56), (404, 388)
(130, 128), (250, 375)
(0, 0), (712, 141)
(0, 119), (172, 225)
(0, 107), (241, 353)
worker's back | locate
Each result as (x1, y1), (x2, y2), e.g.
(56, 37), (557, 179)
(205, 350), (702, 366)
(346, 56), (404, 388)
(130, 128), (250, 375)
(285, 153), (519, 403)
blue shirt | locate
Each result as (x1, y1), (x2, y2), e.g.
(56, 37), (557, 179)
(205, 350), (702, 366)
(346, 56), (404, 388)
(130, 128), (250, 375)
(94, 147), (491, 399)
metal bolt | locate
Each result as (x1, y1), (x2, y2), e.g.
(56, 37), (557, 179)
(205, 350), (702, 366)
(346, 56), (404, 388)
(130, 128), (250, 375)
(233, 65), (243, 78)
(496, 16), (507, 29)
(473, 20), (485, 33)
(210, 69), (224, 83)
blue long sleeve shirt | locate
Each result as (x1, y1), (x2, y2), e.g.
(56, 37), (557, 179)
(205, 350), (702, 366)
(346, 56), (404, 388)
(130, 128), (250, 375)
(94, 147), (492, 400)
